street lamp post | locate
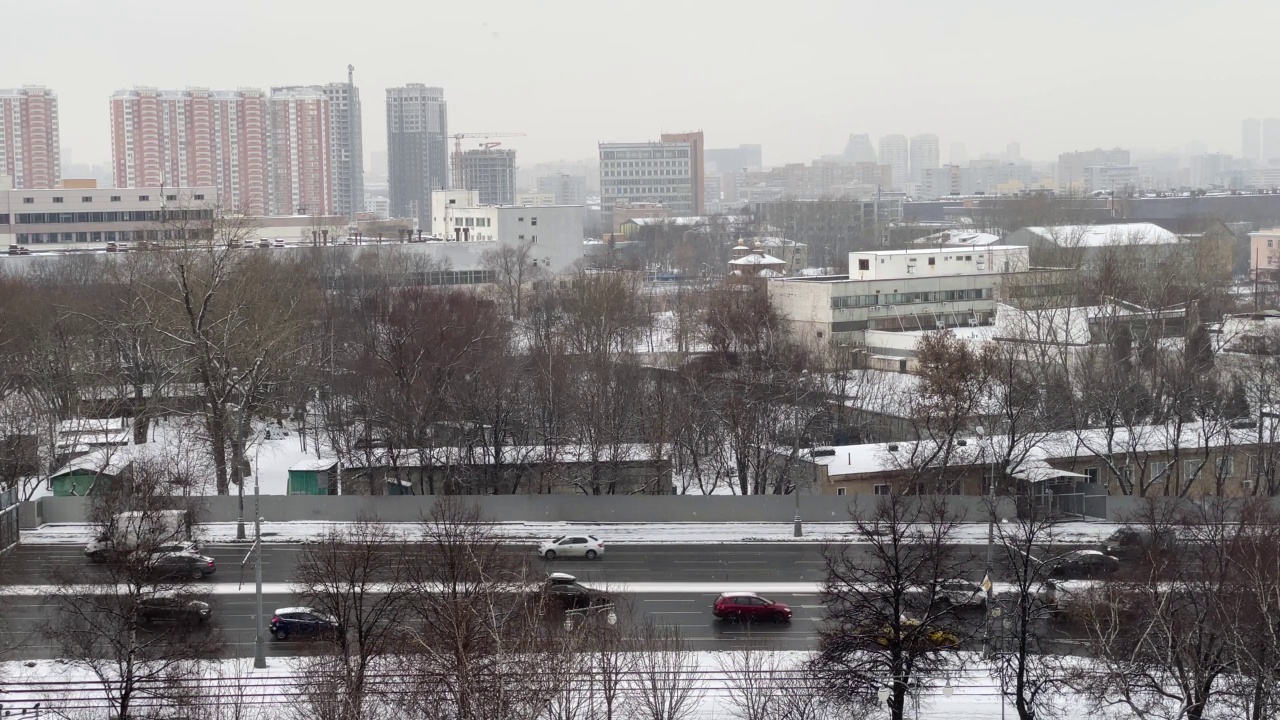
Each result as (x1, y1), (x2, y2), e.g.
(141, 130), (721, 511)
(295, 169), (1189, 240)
(253, 445), (266, 669)
(977, 425), (997, 658)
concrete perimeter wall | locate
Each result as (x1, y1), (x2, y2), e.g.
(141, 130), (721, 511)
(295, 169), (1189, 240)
(21, 494), (1017, 529)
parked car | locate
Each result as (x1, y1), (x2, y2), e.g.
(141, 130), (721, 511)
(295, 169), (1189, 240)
(1049, 549), (1120, 579)
(148, 552), (216, 581)
(137, 596), (212, 626)
(712, 592), (793, 623)
(537, 535), (605, 560)
(535, 573), (613, 616)
(270, 607), (340, 641)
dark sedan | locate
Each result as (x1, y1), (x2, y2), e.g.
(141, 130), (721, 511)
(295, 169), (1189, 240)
(148, 552), (216, 581)
(137, 597), (212, 626)
(1049, 549), (1120, 579)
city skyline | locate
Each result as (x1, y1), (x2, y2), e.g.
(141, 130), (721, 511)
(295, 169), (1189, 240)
(8, 0), (1278, 173)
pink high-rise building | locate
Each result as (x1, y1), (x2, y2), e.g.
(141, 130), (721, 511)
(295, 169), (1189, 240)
(0, 87), (61, 189)
(267, 87), (331, 216)
(110, 87), (274, 215)
(111, 86), (330, 216)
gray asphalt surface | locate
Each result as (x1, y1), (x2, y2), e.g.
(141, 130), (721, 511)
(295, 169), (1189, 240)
(0, 540), (1097, 660)
(4, 542), (1014, 586)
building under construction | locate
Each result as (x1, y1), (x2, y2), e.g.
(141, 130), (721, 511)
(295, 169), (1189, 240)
(459, 148), (516, 206)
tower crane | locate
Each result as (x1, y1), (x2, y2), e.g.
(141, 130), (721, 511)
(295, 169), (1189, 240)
(451, 132), (525, 189)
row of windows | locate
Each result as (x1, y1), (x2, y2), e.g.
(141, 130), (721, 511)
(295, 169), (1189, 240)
(323, 269), (496, 289)
(830, 288), (992, 309)
(600, 149), (690, 161)
(603, 170), (690, 178)
(1077, 456), (1258, 486)
(601, 160), (689, 169)
(604, 178), (690, 187)
(603, 187), (688, 196)
(16, 229), (184, 243)
(20, 194), (198, 205)
(12, 209), (215, 224)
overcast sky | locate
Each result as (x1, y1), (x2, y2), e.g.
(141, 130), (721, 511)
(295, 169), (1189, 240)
(13, 0), (1278, 170)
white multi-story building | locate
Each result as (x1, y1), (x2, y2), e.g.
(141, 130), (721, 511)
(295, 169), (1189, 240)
(878, 134), (909, 190)
(909, 134), (940, 184)
(599, 141), (695, 217)
(0, 185), (214, 247)
(768, 245), (1032, 365)
(516, 192), (557, 207)
(536, 173), (587, 205)
(364, 195), (390, 219)
(1083, 164), (1140, 195)
(0, 87), (60, 189)
(425, 189), (584, 272)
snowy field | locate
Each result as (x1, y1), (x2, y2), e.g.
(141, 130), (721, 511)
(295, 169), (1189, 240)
(19, 519), (1124, 546)
(0, 653), (1098, 720)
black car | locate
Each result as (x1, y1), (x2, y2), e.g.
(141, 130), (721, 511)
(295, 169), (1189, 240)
(148, 552), (216, 581)
(1101, 527), (1181, 561)
(270, 607), (340, 641)
(1049, 550), (1120, 579)
(537, 573), (613, 616)
(137, 597), (212, 626)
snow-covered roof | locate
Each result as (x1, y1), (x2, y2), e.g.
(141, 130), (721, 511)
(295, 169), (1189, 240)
(1020, 223), (1181, 247)
(748, 236), (804, 248)
(59, 418), (127, 434)
(626, 215), (751, 228)
(347, 443), (670, 469)
(289, 459), (338, 472)
(728, 253), (786, 266)
(757, 269), (785, 278)
(917, 230), (1001, 247)
(51, 448), (133, 478)
(798, 419), (1276, 481)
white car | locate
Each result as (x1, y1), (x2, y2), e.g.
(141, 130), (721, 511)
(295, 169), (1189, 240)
(536, 535), (605, 560)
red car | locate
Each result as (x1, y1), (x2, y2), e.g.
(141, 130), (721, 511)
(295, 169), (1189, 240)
(712, 592), (792, 623)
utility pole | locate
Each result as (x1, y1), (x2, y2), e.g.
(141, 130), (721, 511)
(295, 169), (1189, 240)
(253, 469), (265, 668)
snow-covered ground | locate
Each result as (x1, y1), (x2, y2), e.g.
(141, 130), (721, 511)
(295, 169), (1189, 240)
(20, 519), (1123, 546)
(0, 653), (1097, 719)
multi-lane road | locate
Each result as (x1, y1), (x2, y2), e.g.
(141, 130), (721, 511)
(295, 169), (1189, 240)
(0, 540), (1084, 657)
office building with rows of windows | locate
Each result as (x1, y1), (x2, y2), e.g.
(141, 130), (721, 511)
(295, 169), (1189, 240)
(598, 140), (697, 221)
(0, 185), (213, 246)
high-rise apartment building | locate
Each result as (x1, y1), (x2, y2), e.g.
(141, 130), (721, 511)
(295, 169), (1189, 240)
(706, 144), (763, 173)
(536, 173), (587, 206)
(0, 87), (60, 189)
(1243, 118), (1262, 163)
(267, 87), (332, 216)
(1264, 119), (1280, 165)
(843, 134), (876, 164)
(111, 87), (270, 214)
(878, 134), (909, 189)
(459, 148), (516, 206)
(318, 70), (362, 219)
(909, 134), (940, 184)
(1057, 148), (1130, 190)
(660, 131), (705, 214)
(599, 140), (696, 218)
(386, 84), (448, 229)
